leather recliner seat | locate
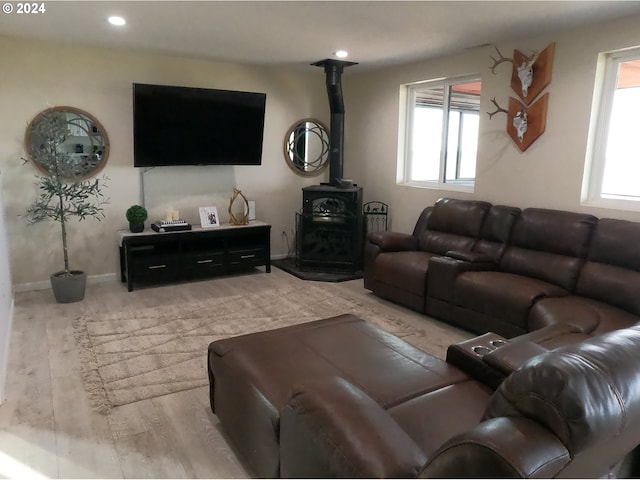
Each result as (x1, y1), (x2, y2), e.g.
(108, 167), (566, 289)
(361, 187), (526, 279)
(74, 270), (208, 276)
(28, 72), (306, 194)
(280, 324), (640, 478)
(208, 314), (490, 478)
(364, 198), (492, 312)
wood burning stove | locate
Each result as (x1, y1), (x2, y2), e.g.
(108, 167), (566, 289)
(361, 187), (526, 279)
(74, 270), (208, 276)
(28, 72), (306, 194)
(297, 184), (363, 272)
(296, 59), (363, 274)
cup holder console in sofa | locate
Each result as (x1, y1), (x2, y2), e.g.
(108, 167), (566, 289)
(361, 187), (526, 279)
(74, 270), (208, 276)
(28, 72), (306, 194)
(446, 333), (511, 389)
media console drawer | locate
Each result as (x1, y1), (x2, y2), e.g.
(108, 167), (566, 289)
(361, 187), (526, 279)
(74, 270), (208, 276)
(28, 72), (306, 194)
(131, 255), (180, 282)
(183, 251), (226, 278)
(118, 222), (271, 291)
(228, 247), (267, 267)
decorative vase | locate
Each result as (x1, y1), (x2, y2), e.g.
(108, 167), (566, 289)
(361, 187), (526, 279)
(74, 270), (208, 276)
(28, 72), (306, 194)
(129, 222), (144, 233)
(50, 270), (87, 303)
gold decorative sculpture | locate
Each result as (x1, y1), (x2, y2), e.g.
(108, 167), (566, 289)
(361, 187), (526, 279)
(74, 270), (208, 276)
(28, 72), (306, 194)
(228, 188), (250, 225)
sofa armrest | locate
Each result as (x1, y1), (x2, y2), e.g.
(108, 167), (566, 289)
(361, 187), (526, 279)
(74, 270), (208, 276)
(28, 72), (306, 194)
(445, 250), (495, 263)
(482, 341), (548, 376)
(419, 417), (570, 478)
(367, 231), (418, 252)
(280, 377), (427, 478)
(427, 255), (498, 304)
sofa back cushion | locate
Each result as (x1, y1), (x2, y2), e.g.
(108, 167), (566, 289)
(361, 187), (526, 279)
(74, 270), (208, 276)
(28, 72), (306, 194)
(576, 218), (640, 315)
(483, 325), (640, 476)
(412, 207), (433, 237)
(417, 198), (491, 255)
(499, 208), (598, 290)
(472, 205), (521, 261)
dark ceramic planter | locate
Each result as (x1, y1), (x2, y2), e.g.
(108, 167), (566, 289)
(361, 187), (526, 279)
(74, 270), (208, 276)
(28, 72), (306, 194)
(129, 222), (144, 233)
(50, 270), (86, 303)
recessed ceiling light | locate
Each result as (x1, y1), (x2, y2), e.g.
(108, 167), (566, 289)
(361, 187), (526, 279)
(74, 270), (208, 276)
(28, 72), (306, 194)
(108, 16), (126, 26)
(334, 50), (349, 58)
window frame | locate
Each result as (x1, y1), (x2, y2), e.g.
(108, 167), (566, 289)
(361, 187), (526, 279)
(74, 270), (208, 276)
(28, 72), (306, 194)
(584, 46), (640, 211)
(399, 73), (481, 192)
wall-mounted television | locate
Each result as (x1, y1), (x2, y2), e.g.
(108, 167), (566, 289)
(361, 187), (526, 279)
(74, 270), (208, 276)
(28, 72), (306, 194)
(133, 83), (266, 167)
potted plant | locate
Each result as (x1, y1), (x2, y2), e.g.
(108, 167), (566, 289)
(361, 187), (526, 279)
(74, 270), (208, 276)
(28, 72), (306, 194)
(126, 204), (148, 232)
(24, 109), (109, 303)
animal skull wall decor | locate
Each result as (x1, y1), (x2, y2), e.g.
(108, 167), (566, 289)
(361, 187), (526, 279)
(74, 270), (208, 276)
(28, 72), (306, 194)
(486, 94), (549, 152)
(490, 43), (555, 105)
(512, 110), (528, 142)
(487, 42), (554, 151)
(491, 47), (539, 99)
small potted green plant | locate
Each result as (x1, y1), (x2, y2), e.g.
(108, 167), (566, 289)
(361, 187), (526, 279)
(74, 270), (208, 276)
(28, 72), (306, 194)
(126, 204), (148, 233)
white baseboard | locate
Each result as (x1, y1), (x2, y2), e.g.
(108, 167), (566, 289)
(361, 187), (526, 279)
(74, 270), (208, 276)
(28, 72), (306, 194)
(0, 298), (15, 405)
(14, 273), (118, 293)
(13, 255), (293, 294)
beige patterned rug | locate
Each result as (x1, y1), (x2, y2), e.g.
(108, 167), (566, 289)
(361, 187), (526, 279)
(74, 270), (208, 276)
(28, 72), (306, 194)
(73, 285), (466, 414)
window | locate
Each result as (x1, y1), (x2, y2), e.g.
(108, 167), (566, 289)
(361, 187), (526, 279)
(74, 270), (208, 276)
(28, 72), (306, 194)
(400, 75), (481, 190)
(585, 47), (640, 207)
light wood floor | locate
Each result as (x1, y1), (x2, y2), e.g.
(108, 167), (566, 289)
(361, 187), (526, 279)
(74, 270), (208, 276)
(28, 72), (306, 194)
(0, 268), (467, 479)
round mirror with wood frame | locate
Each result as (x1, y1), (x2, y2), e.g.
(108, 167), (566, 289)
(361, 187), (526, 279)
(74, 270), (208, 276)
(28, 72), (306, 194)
(283, 118), (329, 177)
(25, 106), (110, 181)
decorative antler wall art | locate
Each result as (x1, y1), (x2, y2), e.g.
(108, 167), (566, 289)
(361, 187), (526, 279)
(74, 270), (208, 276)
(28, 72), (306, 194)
(488, 42), (555, 152)
(487, 94), (549, 152)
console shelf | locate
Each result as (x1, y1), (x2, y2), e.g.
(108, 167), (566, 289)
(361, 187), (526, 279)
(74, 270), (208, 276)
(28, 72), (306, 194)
(118, 221), (271, 291)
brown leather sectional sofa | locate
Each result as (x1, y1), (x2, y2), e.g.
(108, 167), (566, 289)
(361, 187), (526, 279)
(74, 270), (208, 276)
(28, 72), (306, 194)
(209, 314), (640, 478)
(365, 197), (640, 341)
(206, 197), (640, 478)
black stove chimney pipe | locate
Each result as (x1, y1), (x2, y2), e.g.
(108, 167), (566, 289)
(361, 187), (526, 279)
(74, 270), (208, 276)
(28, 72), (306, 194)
(312, 59), (358, 186)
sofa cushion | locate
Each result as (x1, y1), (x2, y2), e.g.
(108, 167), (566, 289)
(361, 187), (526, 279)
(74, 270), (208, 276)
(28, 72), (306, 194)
(575, 218), (640, 316)
(471, 205), (521, 261)
(508, 208), (597, 257)
(210, 314), (468, 412)
(373, 251), (436, 296)
(387, 380), (492, 457)
(427, 198), (492, 237)
(418, 231), (476, 255)
(209, 314), (470, 478)
(454, 271), (568, 329)
(577, 263), (640, 316)
(499, 208), (597, 291)
(417, 198), (491, 254)
(528, 295), (639, 334)
(586, 218), (640, 270)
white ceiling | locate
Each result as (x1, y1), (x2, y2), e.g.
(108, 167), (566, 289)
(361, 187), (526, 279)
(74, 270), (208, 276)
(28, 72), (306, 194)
(2, 1), (640, 71)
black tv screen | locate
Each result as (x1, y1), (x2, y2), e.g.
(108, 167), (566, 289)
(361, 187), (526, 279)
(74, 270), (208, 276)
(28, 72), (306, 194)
(133, 83), (266, 167)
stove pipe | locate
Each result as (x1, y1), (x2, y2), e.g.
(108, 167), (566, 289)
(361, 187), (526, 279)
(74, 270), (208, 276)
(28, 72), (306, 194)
(312, 59), (358, 186)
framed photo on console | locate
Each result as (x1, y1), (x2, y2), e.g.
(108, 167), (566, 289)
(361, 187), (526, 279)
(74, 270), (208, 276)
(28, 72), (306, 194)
(199, 206), (220, 228)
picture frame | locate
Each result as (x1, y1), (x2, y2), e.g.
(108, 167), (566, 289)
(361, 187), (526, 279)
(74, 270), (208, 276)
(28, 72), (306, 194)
(199, 206), (220, 228)
(244, 200), (256, 221)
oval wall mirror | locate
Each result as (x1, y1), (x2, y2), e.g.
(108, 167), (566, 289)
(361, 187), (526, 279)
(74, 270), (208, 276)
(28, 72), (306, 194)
(283, 118), (329, 176)
(25, 106), (110, 181)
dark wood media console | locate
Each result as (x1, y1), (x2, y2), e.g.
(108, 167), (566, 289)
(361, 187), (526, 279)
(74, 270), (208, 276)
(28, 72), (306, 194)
(118, 221), (271, 292)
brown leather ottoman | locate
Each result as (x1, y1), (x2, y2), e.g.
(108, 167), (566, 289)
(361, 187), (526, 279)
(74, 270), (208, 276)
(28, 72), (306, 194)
(207, 314), (469, 478)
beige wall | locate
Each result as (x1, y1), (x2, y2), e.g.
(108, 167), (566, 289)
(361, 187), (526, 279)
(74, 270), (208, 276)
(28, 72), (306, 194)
(0, 183), (13, 403)
(3, 13), (640, 287)
(344, 14), (640, 234)
(0, 36), (329, 286)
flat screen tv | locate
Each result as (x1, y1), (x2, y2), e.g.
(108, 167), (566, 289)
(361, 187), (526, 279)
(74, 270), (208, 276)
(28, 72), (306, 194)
(133, 83), (266, 167)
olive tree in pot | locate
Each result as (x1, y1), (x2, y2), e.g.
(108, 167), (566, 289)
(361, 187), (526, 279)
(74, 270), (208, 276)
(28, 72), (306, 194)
(126, 205), (147, 233)
(24, 109), (109, 303)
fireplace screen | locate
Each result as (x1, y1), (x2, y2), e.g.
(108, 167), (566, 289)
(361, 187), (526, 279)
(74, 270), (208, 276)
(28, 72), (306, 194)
(297, 185), (363, 272)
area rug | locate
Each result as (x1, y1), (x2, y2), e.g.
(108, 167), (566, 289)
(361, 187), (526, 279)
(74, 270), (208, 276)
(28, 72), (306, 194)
(73, 285), (465, 414)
